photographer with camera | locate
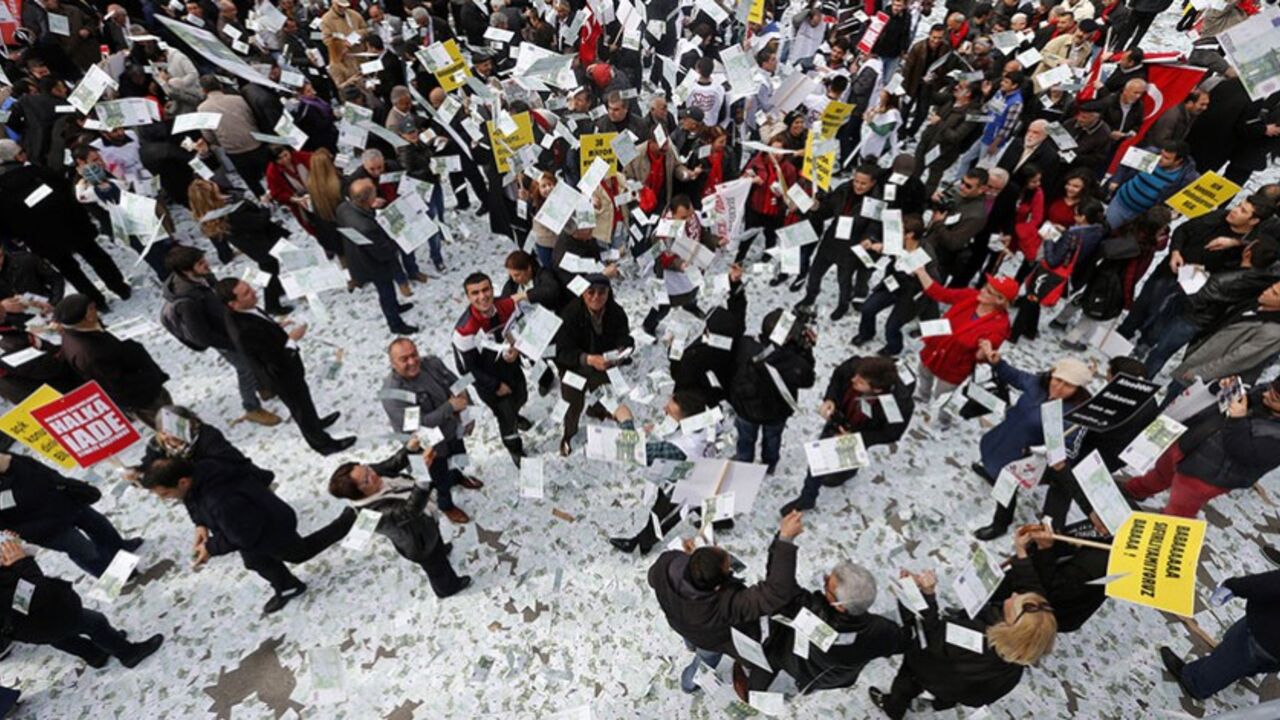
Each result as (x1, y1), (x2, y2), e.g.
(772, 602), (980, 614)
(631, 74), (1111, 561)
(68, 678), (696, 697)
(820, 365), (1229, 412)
(728, 308), (818, 474)
(926, 168), (990, 287)
(779, 356), (914, 514)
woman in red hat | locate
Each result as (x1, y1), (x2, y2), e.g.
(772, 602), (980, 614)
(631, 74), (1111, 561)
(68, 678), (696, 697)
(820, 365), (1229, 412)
(911, 265), (1015, 405)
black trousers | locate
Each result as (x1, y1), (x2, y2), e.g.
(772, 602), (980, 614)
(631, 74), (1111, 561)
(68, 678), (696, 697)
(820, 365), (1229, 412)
(560, 371), (609, 445)
(275, 370), (336, 452)
(802, 245), (866, 309)
(42, 244), (130, 307)
(419, 539), (465, 597)
(240, 509), (356, 593)
(479, 375), (527, 463)
(227, 147), (271, 196)
(1008, 296), (1042, 342)
(736, 208), (785, 264)
(50, 607), (133, 662)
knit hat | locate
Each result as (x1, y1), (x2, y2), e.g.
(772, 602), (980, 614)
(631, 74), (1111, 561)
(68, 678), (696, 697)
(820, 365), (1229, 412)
(1051, 358), (1093, 387)
(587, 62), (613, 89)
(0, 140), (21, 163)
(984, 274), (1019, 303)
(54, 294), (93, 325)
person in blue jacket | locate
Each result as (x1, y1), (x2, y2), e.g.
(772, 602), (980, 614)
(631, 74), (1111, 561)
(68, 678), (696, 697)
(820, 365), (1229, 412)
(970, 339), (1093, 540)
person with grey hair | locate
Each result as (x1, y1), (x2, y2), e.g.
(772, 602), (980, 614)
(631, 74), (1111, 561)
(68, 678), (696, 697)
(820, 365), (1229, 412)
(748, 560), (905, 694)
(385, 85), (415, 132)
(335, 177), (419, 334)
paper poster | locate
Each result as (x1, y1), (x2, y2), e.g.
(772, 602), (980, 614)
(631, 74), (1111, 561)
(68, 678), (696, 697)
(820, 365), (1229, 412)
(1072, 450), (1132, 534)
(423, 39), (471, 91)
(671, 458), (766, 513)
(1041, 398), (1065, 465)
(0, 385), (76, 469)
(952, 545), (1006, 619)
(803, 433), (869, 477)
(67, 64), (116, 115)
(579, 132), (618, 178)
(1118, 414), (1187, 475)
(1165, 171), (1242, 219)
(157, 16), (286, 90)
(1215, 7), (1280, 101)
(800, 133), (835, 191)
(86, 550), (140, 603)
(819, 101), (854, 140)
(1105, 511), (1205, 616)
(29, 381), (140, 467)
(1064, 374), (1160, 432)
(486, 111), (534, 173)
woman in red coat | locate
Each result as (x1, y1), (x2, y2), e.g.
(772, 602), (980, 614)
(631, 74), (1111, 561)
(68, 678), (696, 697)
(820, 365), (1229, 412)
(912, 265), (1016, 404)
(266, 147), (315, 235)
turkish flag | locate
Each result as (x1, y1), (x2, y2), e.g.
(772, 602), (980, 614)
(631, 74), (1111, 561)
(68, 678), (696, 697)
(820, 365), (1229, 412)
(1106, 63), (1207, 174)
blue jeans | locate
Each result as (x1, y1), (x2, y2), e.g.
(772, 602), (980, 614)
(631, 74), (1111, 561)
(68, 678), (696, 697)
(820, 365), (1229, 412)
(680, 641), (723, 693)
(37, 506), (128, 577)
(216, 347), (262, 411)
(392, 250), (421, 284)
(426, 185), (445, 266)
(734, 417), (785, 472)
(371, 275), (407, 330)
(1143, 313), (1198, 378)
(1182, 617), (1280, 699)
(1118, 270), (1177, 340)
(856, 287), (910, 354)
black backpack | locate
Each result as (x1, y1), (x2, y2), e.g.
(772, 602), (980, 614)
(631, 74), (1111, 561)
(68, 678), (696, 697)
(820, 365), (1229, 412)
(1082, 262), (1127, 321)
(160, 296), (208, 351)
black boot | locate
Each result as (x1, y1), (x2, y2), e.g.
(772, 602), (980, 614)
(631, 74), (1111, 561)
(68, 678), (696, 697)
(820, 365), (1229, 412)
(117, 634), (164, 668)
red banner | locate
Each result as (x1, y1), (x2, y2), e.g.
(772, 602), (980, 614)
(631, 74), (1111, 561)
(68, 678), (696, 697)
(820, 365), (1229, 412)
(1106, 63), (1206, 175)
(856, 12), (888, 55)
(30, 381), (140, 467)
(0, 0), (21, 46)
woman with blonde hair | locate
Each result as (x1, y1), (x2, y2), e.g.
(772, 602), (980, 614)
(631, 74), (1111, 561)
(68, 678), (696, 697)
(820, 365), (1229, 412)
(187, 178), (291, 315)
(869, 563), (1056, 718)
(305, 148), (345, 262)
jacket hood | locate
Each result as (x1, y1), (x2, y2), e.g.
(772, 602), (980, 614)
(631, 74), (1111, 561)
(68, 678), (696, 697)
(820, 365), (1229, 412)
(665, 552), (717, 601)
(163, 271), (207, 302)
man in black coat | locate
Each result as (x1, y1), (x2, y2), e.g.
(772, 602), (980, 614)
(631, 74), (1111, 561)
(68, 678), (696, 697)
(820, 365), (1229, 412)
(670, 268), (748, 407)
(648, 511), (804, 694)
(327, 440), (471, 598)
(798, 166), (884, 319)
(55, 294), (172, 429)
(751, 560), (905, 694)
(553, 275), (634, 454)
(0, 539), (163, 669)
(162, 246), (281, 427)
(0, 141), (131, 311)
(0, 452), (141, 577)
(729, 308), (817, 474)
(0, 245), (64, 304)
(142, 455), (357, 614)
(780, 356), (914, 513)
(334, 177), (418, 334)
(215, 278), (355, 455)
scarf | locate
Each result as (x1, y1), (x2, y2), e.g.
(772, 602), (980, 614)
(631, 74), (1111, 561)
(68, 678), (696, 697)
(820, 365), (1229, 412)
(644, 144), (666, 201)
(703, 149), (723, 197)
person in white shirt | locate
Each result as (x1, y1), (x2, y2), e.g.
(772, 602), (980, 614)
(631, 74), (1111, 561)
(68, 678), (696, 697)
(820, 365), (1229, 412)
(789, 9), (827, 66)
(684, 57), (726, 127)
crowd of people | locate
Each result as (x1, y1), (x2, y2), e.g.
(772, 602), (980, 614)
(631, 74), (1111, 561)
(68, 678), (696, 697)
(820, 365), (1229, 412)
(1, 0), (1279, 714)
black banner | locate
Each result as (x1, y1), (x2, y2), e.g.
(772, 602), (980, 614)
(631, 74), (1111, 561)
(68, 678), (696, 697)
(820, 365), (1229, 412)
(1064, 373), (1161, 432)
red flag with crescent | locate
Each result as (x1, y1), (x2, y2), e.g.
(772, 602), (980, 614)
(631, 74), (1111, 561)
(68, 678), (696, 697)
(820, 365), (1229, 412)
(1106, 63), (1206, 174)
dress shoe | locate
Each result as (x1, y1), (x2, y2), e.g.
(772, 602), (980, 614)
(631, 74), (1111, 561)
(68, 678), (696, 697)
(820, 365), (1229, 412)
(731, 661), (749, 702)
(317, 436), (357, 455)
(610, 537), (638, 553)
(439, 576), (472, 599)
(585, 405), (612, 422)
(971, 462), (995, 485)
(850, 334), (871, 346)
(442, 507), (471, 524)
(829, 305), (849, 321)
(320, 412), (340, 428)
(1160, 646), (1195, 697)
(258, 389), (277, 401)
(97, 301), (113, 314)
(263, 584), (306, 614)
(442, 542), (453, 555)
(768, 273), (790, 287)
(265, 303), (294, 316)
(390, 323), (420, 334)
(779, 498), (812, 516)
(432, 260), (446, 272)
(515, 415), (533, 431)
(559, 440), (573, 457)
(788, 276), (807, 292)
(398, 282), (413, 297)
(877, 346), (900, 358)
(398, 302), (414, 312)
(411, 272), (430, 283)
(457, 475), (484, 490)
(121, 537), (144, 553)
(868, 687), (891, 715)
(117, 634), (164, 668)
(113, 285), (133, 301)
(973, 523), (1008, 541)
(244, 408), (282, 426)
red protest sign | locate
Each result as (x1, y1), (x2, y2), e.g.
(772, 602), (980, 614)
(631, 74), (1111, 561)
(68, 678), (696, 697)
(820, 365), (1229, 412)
(29, 381), (140, 467)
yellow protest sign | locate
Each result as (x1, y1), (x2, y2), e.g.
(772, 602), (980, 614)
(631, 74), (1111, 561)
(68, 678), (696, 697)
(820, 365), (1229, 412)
(430, 39), (471, 92)
(579, 132), (618, 178)
(748, 0), (765, 24)
(1105, 511), (1206, 616)
(1165, 171), (1242, 219)
(801, 134), (835, 191)
(485, 111), (534, 173)
(820, 101), (854, 140)
(0, 385), (76, 469)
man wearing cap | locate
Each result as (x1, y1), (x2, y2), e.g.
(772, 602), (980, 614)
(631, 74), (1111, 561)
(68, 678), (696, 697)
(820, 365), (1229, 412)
(924, 168), (990, 286)
(970, 340), (1094, 539)
(553, 274), (634, 455)
(214, 278), (357, 456)
(55, 294), (172, 429)
(395, 116), (448, 273)
(1062, 101), (1114, 176)
(910, 265), (1014, 405)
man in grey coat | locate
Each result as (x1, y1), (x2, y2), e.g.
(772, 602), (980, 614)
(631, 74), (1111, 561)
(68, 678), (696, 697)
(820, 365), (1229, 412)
(1172, 281), (1280, 391)
(335, 178), (417, 334)
(378, 337), (482, 525)
(648, 510), (805, 696)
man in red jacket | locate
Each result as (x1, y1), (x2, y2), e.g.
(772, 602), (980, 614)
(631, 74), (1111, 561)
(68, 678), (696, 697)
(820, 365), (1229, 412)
(911, 265), (1015, 405)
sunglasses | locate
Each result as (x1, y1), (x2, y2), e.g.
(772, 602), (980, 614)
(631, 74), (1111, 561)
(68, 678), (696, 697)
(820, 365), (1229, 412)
(1013, 601), (1054, 623)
